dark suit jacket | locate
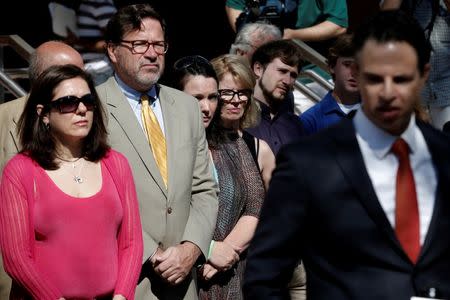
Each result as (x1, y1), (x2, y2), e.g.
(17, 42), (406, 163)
(243, 118), (450, 300)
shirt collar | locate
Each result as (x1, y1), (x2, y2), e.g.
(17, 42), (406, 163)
(256, 99), (270, 117)
(354, 108), (417, 159)
(114, 73), (158, 102)
(322, 92), (345, 115)
(255, 98), (292, 120)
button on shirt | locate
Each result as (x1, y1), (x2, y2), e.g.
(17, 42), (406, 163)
(114, 74), (166, 137)
(246, 99), (304, 155)
(354, 109), (437, 244)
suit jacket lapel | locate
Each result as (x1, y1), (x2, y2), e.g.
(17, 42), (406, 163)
(330, 120), (406, 255)
(158, 85), (177, 195)
(10, 97), (26, 152)
(103, 77), (167, 196)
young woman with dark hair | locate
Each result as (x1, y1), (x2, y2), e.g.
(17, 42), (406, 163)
(0, 64), (142, 300)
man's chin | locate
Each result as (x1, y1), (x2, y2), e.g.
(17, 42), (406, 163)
(272, 93), (286, 101)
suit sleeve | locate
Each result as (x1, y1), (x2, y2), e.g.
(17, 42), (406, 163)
(112, 152), (143, 299)
(243, 145), (308, 299)
(0, 158), (62, 299)
(181, 103), (219, 260)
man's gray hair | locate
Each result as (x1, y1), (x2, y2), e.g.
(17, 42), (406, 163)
(229, 21), (282, 55)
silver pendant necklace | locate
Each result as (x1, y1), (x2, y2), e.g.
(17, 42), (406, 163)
(71, 159), (85, 184)
(58, 157), (85, 184)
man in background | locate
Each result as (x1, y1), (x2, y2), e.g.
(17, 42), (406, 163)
(229, 21), (281, 61)
(247, 39), (304, 155)
(300, 33), (360, 135)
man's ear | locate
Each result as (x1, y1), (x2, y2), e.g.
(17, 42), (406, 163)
(36, 104), (49, 125)
(107, 43), (118, 63)
(253, 62), (263, 79)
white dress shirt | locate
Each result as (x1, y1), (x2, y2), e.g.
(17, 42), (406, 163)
(353, 109), (437, 244)
(115, 74), (166, 137)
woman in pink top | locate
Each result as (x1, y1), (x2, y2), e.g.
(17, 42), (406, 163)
(0, 65), (143, 300)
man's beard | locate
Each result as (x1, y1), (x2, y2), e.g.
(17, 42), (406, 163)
(259, 78), (285, 110)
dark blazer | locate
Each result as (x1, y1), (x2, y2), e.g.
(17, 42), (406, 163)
(243, 118), (450, 300)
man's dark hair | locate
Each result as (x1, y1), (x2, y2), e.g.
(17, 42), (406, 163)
(353, 10), (431, 75)
(105, 3), (167, 43)
(18, 64), (109, 170)
(251, 39), (303, 72)
(327, 33), (355, 69)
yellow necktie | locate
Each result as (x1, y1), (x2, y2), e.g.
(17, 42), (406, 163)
(141, 94), (168, 188)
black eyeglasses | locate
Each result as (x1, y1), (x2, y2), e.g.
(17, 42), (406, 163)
(120, 39), (168, 55)
(173, 55), (211, 71)
(218, 89), (252, 103)
(49, 94), (96, 113)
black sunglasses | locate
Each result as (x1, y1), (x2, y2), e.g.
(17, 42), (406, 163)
(173, 55), (211, 71)
(49, 94), (96, 113)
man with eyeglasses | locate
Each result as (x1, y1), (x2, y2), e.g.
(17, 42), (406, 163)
(246, 39), (304, 156)
(97, 4), (218, 300)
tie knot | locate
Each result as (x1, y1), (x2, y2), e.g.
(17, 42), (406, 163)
(141, 94), (150, 104)
(391, 138), (410, 158)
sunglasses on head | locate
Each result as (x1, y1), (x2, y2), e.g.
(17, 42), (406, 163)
(173, 55), (211, 71)
(48, 94), (96, 113)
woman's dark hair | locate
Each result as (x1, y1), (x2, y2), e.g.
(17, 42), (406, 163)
(171, 55), (218, 91)
(18, 64), (110, 169)
(205, 97), (227, 149)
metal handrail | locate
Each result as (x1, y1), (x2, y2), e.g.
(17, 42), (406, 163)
(4, 68), (29, 79)
(301, 69), (334, 91)
(0, 70), (26, 97)
(292, 38), (334, 104)
(294, 80), (322, 103)
(0, 35), (33, 103)
(0, 35), (34, 62)
(292, 38), (328, 73)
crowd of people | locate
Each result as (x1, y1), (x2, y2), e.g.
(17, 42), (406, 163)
(0, 1), (450, 300)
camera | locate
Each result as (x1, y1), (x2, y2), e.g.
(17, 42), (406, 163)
(235, 0), (297, 32)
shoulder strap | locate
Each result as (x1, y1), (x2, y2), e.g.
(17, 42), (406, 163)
(255, 137), (260, 159)
(242, 131), (259, 170)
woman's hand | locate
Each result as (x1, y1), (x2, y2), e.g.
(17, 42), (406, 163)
(208, 241), (239, 271)
(112, 295), (126, 300)
(201, 263), (219, 281)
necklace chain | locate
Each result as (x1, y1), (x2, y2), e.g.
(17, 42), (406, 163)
(59, 158), (85, 184)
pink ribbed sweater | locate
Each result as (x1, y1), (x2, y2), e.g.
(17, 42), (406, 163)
(0, 150), (143, 300)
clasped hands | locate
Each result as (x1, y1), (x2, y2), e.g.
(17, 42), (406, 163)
(151, 242), (200, 286)
(201, 240), (241, 281)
